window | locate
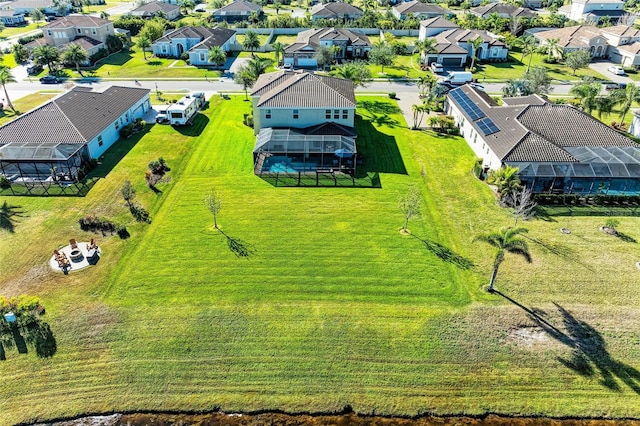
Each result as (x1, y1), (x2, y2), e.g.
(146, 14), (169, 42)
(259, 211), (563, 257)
(162, 45), (167, 53)
(47, 30), (52, 36)
(473, 133), (477, 144)
(115, 121), (119, 130)
(293, 109), (299, 119)
(77, 28), (81, 34)
(199, 53), (205, 61)
(98, 135), (103, 147)
(265, 109), (271, 119)
(342, 109), (348, 119)
(326, 109), (331, 119)
(92, 28), (96, 35)
(334, 109), (339, 119)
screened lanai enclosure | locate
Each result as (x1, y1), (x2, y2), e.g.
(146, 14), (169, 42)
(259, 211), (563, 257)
(253, 124), (357, 176)
(0, 142), (90, 195)
(509, 146), (640, 195)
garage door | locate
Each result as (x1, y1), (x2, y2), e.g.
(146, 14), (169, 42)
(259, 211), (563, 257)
(442, 57), (462, 66)
(610, 53), (622, 64)
(298, 58), (317, 67)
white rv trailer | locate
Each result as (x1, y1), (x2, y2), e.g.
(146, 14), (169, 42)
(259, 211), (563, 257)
(167, 92), (205, 125)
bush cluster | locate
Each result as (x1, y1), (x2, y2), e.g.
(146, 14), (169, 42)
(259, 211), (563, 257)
(78, 215), (117, 234)
(17, 33), (43, 45)
(0, 295), (44, 326)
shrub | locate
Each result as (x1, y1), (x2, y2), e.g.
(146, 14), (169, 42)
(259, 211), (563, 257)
(120, 123), (135, 138)
(0, 175), (10, 188)
(243, 113), (254, 127)
(78, 215), (118, 235)
(17, 33), (43, 45)
(388, 92), (396, 99)
(117, 226), (130, 239)
(89, 48), (108, 64)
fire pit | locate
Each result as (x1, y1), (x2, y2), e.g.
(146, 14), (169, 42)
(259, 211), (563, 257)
(69, 249), (84, 261)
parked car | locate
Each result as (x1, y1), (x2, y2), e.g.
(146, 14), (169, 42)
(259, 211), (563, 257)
(430, 62), (444, 73)
(27, 64), (43, 75)
(605, 81), (627, 90)
(283, 63), (293, 71)
(39, 75), (61, 84)
(155, 109), (169, 124)
(607, 65), (625, 75)
(468, 82), (485, 91)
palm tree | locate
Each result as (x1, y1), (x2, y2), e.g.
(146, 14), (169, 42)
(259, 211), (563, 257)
(273, 1), (282, 14)
(234, 65), (256, 100)
(208, 45), (226, 69)
(411, 103), (429, 129)
(614, 82), (640, 122)
(416, 74), (437, 97)
(594, 95), (615, 120)
(475, 227), (532, 292)
(468, 36), (484, 71)
(569, 77), (601, 114)
(33, 45), (60, 74)
(545, 38), (562, 60)
(137, 35), (151, 60)
(243, 30), (260, 56)
(270, 41), (285, 66)
(0, 66), (16, 111)
(414, 38), (437, 64)
(100, 10), (109, 19)
(361, 0), (376, 12)
(502, 79), (532, 97)
(486, 165), (522, 196)
(245, 55), (272, 80)
(332, 62), (371, 87)
(62, 44), (88, 76)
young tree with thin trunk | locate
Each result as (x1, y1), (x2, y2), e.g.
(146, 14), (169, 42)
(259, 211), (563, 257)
(368, 43), (395, 73)
(203, 188), (222, 229)
(398, 185), (421, 233)
(474, 227), (532, 292)
(504, 187), (537, 226)
(564, 49), (591, 76)
(121, 180), (136, 208)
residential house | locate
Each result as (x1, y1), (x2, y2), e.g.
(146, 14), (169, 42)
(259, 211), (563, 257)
(531, 25), (640, 63)
(469, 3), (536, 19)
(446, 85), (640, 195)
(160, 0), (178, 4)
(250, 71), (358, 174)
(0, 86), (151, 186)
(419, 16), (458, 38)
(41, 15), (114, 57)
(212, 0), (262, 22)
(152, 26), (236, 65)
(311, 2), (363, 22)
(128, 1), (181, 20)
(558, 0), (632, 24)
(0, 9), (25, 26)
(284, 27), (371, 68)
(392, 1), (446, 20)
(5, 0), (71, 15)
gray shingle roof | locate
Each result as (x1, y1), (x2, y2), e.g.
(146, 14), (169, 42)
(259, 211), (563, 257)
(501, 94), (547, 106)
(394, 0), (446, 15)
(190, 27), (236, 50)
(311, 2), (363, 17)
(437, 28), (506, 46)
(130, 1), (180, 14)
(157, 26), (218, 43)
(0, 86), (150, 145)
(284, 27), (370, 54)
(252, 71), (356, 108)
(470, 3), (536, 18)
(420, 16), (458, 29)
(213, 0), (261, 14)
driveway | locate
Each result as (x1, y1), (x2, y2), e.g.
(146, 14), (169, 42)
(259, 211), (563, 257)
(589, 60), (634, 83)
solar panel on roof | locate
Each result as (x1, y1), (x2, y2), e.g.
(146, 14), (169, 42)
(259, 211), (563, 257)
(450, 89), (485, 121)
(476, 117), (499, 136)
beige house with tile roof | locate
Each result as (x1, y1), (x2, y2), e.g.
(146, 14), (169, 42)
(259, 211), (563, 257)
(40, 15), (114, 58)
(310, 2), (363, 21)
(283, 28), (371, 68)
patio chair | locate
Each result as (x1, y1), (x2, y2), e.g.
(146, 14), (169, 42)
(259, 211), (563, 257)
(69, 239), (78, 249)
(53, 249), (60, 256)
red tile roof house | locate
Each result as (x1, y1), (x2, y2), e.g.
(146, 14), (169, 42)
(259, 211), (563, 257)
(41, 15), (115, 59)
(0, 86), (151, 187)
(250, 71), (358, 175)
(446, 85), (640, 195)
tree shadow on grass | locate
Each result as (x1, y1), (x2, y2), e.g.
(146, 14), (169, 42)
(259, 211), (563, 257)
(354, 116), (407, 177)
(217, 229), (255, 258)
(410, 234), (474, 270)
(495, 290), (640, 394)
(0, 201), (25, 233)
(0, 318), (57, 359)
(615, 231), (637, 243)
(173, 114), (209, 137)
(522, 235), (595, 272)
(357, 99), (401, 116)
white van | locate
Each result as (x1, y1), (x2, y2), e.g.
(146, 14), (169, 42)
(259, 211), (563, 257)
(442, 71), (473, 85)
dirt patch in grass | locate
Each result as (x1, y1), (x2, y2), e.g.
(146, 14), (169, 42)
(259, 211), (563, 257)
(1, 263), (50, 296)
(507, 325), (552, 349)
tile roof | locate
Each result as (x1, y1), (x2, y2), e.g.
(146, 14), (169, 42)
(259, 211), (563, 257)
(448, 85), (639, 164)
(252, 71), (356, 108)
(470, 3), (536, 18)
(393, 0), (446, 15)
(44, 14), (111, 29)
(190, 27), (236, 50)
(213, 0), (261, 14)
(130, 1), (180, 14)
(419, 16), (458, 28)
(156, 26), (217, 42)
(617, 41), (640, 54)
(0, 86), (150, 145)
(0, 9), (22, 16)
(437, 28), (506, 46)
(532, 25), (603, 49)
(285, 27), (370, 54)
(311, 2), (363, 17)
(600, 25), (640, 37)
(434, 42), (467, 54)
(8, 0), (56, 9)
(62, 36), (103, 50)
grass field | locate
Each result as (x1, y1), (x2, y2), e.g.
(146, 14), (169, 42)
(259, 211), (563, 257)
(2, 96), (640, 425)
(0, 22), (40, 39)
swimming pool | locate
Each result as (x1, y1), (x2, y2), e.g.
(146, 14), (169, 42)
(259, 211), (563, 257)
(269, 163), (298, 173)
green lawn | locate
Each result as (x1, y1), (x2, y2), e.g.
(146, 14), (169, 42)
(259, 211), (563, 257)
(2, 97), (640, 425)
(478, 52), (608, 82)
(270, 34), (298, 46)
(365, 54), (424, 80)
(0, 22), (40, 39)
(235, 33), (271, 47)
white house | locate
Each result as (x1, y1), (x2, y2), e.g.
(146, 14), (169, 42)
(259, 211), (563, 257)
(558, 0), (632, 24)
(152, 26), (236, 65)
(446, 85), (640, 195)
(0, 86), (150, 184)
(419, 16), (459, 39)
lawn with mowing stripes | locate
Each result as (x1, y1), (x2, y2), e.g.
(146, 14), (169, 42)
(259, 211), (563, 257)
(2, 96), (640, 425)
